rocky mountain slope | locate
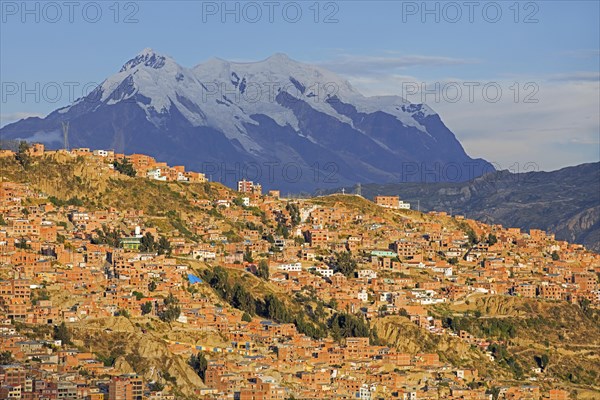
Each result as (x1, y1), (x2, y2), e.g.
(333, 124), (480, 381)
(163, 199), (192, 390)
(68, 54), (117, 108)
(0, 49), (492, 191)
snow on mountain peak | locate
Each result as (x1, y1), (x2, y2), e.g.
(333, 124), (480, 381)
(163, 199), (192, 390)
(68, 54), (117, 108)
(120, 48), (173, 72)
(264, 52), (293, 64)
(139, 47), (157, 56)
(95, 51), (439, 153)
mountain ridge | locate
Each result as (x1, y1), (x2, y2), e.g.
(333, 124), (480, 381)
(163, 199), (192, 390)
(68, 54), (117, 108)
(0, 49), (492, 191)
(319, 162), (600, 252)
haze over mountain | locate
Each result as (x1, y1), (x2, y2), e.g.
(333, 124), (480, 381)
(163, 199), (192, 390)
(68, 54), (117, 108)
(0, 49), (493, 191)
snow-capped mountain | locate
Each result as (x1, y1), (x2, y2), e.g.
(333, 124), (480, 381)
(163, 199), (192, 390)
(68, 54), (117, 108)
(1, 49), (493, 191)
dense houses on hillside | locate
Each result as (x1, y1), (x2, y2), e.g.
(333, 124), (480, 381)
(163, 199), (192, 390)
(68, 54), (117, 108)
(0, 147), (598, 399)
(0, 144), (208, 184)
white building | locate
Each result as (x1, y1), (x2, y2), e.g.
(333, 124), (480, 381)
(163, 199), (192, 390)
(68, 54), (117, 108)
(432, 266), (453, 276)
(147, 168), (166, 181)
(357, 384), (376, 400)
(315, 266), (334, 278)
(215, 199), (230, 208)
(357, 269), (378, 280)
(445, 248), (462, 258)
(176, 172), (189, 182)
(398, 200), (411, 209)
(93, 149), (109, 157)
(278, 262), (302, 272)
(357, 289), (369, 302)
(358, 385), (371, 400)
(193, 250), (216, 261)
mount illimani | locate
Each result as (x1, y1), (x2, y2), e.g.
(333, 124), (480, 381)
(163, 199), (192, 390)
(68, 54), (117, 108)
(0, 48), (492, 191)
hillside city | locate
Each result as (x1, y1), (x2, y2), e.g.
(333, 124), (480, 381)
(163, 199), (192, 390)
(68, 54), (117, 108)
(0, 143), (598, 400)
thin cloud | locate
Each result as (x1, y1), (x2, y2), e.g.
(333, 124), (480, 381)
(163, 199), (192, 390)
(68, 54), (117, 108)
(548, 71), (600, 82)
(558, 49), (600, 59)
(13, 130), (63, 145)
(568, 137), (600, 146)
(318, 54), (479, 75)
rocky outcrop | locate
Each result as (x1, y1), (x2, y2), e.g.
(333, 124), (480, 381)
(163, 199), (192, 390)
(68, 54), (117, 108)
(73, 317), (207, 398)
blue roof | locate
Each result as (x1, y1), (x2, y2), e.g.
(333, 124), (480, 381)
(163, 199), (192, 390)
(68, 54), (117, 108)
(188, 274), (203, 284)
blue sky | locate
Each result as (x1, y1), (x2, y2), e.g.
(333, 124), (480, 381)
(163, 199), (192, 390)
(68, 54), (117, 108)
(1, 0), (599, 170)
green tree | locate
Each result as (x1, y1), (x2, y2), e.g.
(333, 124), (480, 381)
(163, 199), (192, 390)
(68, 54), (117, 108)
(132, 291), (144, 301)
(66, 197), (83, 206)
(264, 294), (289, 322)
(315, 302), (326, 320)
(148, 280), (157, 292)
(232, 197), (245, 207)
(459, 221), (478, 244)
(15, 141), (31, 169)
(329, 299), (338, 310)
(286, 202), (301, 227)
(328, 313), (370, 340)
(140, 232), (156, 252)
(141, 301), (153, 315)
(534, 353), (549, 370)
(551, 251), (560, 261)
(15, 237), (31, 250)
(203, 266), (231, 299)
(0, 351), (14, 365)
(275, 222), (289, 239)
(488, 387), (501, 400)
(113, 157), (136, 177)
(31, 288), (50, 304)
(148, 381), (165, 392)
(257, 260), (270, 280)
(157, 236), (171, 255)
(91, 225), (121, 248)
(159, 294), (181, 323)
(332, 252), (357, 277)
(579, 298), (592, 317)
(164, 292), (178, 306)
(53, 322), (71, 345)
(467, 229), (478, 244)
(243, 246), (254, 263)
(231, 284), (256, 314)
(241, 312), (252, 322)
(189, 352), (208, 382)
(116, 309), (130, 318)
(488, 234), (498, 245)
